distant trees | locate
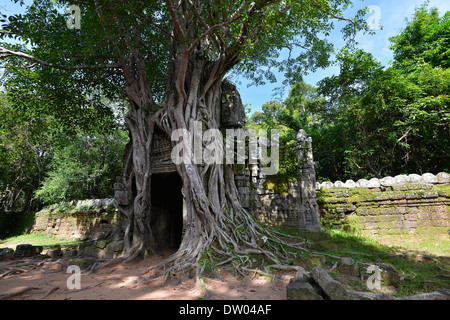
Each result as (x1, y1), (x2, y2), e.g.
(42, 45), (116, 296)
(248, 4), (450, 182)
(0, 76), (128, 215)
(34, 130), (128, 205)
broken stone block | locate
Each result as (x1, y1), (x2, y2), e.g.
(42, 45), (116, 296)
(310, 266), (349, 300)
(43, 245), (63, 259)
(421, 173), (437, 184)
(292, 255), (314, 271)
(0, 248), (14, 261)
(436, 172), (450, 184)
(344, 180), (357, 188)
(286, 277), (324, 300)
(43, 259), (68, 271)
(13, 244), (43, 258)
(376, 263), (401, 288)
(380, 176), (395, 187)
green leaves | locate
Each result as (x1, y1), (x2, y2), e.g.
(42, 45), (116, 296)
(314, 4), (450, 179)
(390, 5), (450, 71)
(35, 130), (128, 204)
(250, 4), (449, 182)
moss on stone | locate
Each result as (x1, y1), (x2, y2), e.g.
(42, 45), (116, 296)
(263, 175), (290, 195)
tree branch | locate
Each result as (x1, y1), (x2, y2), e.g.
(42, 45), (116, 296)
(0, 46), (121, 71)
(165, 0), (186, 41)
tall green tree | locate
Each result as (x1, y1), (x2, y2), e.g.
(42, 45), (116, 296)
(0, 91), (51, 214)
(248, 81), (327, 178)
(35, 130), (128, 205)
(316, 4), (450, 179)
(250, 4), (449, 181)
(1, 0), (368, 273)
(390, 4), (450, 71)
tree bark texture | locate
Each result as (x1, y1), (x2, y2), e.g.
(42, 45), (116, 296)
(110, 0), (307, 277)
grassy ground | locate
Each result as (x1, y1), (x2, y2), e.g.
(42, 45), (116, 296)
(0, 233), (78, 249)
(299, 228), (450, 297)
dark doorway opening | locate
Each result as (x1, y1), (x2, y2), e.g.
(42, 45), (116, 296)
(150, 173), (184, 251)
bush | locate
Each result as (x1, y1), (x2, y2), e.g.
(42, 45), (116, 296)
(35, 130), (128, 204)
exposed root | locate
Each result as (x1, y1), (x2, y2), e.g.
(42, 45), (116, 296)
(0, 287), (39, 300)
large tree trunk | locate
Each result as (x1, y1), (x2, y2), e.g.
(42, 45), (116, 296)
(113, 3), (306, 278)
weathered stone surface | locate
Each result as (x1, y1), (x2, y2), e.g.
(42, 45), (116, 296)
(43, 245), (62, 259)
(32, 199), (117, 241)
(95, 239), (112, 249)
(380, 176), (395, 187)
(408, 174), (423, 183)
(293, 255), (314, 271)
(310, 266), (349, 300)
(422, 173), (438, 184)
(114, 189), (129, 206)
(367, 178), (381, 188)
(356, 179), (370, 188)
(220, 79), (246, 128)
(286, 278), (324, 300)
(43, 259), (68, 271)
(437, 172), (450, 184)
(321, 181), (333, 189)
(0, 248), (14, 261)
(344, 180), (357, 188)
(68, 258), (96, 269)
(106, 240), (124, 254)
(334, 181), (345, 188)
(13, 244), (42, 258)
(318, 176), (449, 236)
(62, 246), (78, 258)
(339, 257), (359, 277)
(394, 175), (409, 185)
(376, 263), (401, 287)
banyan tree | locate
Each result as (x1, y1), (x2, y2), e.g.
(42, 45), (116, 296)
(0, 0), (367, 276)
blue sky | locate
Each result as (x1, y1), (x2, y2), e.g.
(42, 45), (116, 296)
(236, 0), (450, 114)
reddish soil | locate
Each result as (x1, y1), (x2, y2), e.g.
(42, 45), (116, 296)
(0, 251), (292, 300)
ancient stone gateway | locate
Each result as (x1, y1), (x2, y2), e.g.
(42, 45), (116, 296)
(149, 127), (184, 250)
(113, 79), (323, 254)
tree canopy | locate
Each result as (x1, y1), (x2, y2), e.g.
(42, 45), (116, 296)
(248, 4), (449, 181)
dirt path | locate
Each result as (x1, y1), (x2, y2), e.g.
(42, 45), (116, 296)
(0, 253), (292, 300)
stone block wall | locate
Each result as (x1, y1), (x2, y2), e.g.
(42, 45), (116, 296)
(233, 129), (323, 233)
(235, 169), (321, 232)
(317, 173), (450, 236)
(32, 199), (117, 241)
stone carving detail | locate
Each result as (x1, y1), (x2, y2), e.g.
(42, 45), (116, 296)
(150, 129), (177, 174)
(234, 129), (323, 233)
(297, 129), (322, 232)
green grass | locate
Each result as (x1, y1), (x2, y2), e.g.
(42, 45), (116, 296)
(316, 228), (450, 297)
(0, 233), (78, 249)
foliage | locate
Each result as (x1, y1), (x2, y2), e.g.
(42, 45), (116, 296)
(317, 47), (449, 178)
(0, 91), (52, 213)
(34, 130), (128, 204)
(247, 82), (326, 179)
(390, 4), (450, 71)
(249, 4), (449, 181)
(0, 75), (128, 213)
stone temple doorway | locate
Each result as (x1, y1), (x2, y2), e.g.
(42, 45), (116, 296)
(150, 172), (184, 250)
